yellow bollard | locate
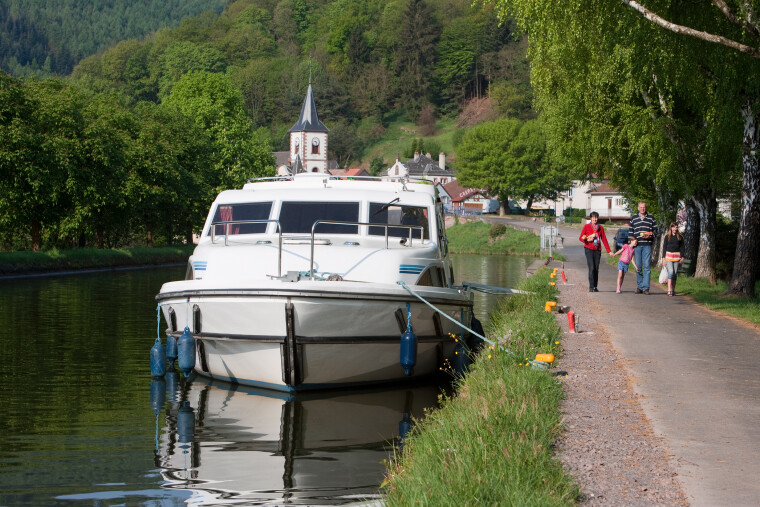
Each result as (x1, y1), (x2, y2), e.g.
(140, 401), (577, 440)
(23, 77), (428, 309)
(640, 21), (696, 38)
(535, 353), (555, 363)
(544, 301), (557, 312)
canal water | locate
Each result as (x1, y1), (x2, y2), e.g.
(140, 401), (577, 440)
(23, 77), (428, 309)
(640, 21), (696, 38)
(0, 255), (528, 506)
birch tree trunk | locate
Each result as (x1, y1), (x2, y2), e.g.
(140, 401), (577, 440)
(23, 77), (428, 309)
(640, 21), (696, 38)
(682, 198), (700, 275)
(727, 100), (760, 297)
(692, 189), (717, 283)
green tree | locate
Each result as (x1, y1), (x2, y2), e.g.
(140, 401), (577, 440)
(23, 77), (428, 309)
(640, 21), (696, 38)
(164, 71), (275, 192)
(71, 92), (135, 248)
(158, 41), (227, 99)
(492, 0), (760, 295)
(124, 101), (213, 246)
(0, 77), (83, 250)
(395, 0), (439, 118)
(435, 17), (479, 106)
(456, 117), (568, 213)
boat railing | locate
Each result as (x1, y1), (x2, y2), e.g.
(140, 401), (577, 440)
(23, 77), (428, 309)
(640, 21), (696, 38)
(245, 174), (435, 185)
(210, 219), (283, 276)
(309, 220), (424, 280)
(208, 218), (423, 281)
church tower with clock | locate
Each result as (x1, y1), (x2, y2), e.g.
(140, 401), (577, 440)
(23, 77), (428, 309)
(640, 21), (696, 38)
(288, 81), (329, 173)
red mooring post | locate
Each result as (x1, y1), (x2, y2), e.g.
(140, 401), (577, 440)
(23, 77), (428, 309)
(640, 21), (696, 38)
(567, 311), (576, 333)
(561, 270), (567, 284)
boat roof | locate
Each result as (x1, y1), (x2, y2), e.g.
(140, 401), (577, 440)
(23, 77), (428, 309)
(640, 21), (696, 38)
(217, 174), (437, 206)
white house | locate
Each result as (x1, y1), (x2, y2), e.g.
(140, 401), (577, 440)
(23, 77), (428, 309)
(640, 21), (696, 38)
(526, 179), (630, 221)
(383, 152), (456, 185)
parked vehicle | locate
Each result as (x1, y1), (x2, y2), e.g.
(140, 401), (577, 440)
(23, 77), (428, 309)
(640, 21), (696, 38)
(482, 199), (500, 214)
(614, 228), (629, 251)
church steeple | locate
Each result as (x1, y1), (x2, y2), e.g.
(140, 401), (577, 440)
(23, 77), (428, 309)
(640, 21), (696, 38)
(288, 79), (329, 173)
(288, 82), (328, 133)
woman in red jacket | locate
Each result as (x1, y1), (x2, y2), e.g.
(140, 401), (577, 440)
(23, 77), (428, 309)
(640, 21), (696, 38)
(579, 211), (611, 292)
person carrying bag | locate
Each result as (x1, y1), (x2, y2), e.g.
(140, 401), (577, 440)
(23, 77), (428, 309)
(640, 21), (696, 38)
(579, 211), (611, 292)
(661, 222), (685, 296)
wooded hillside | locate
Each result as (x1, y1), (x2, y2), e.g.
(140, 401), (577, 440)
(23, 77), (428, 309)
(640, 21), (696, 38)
(65, 0), (532, 159)
(0, 0), (227, 77)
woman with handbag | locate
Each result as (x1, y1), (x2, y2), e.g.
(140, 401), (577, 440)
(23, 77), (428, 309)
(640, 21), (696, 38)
(579, 211), (611, 292)
(661, 222), (685, 296)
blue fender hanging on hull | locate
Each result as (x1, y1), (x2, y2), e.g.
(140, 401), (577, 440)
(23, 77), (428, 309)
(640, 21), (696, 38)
(177, 326), (196, 377)
(400, 323), (417, 376)
(150, 338), (166, 377)
(166, 335), (178, 367)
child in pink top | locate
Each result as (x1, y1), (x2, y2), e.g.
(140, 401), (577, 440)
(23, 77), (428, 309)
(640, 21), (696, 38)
(610, 237), (640, 293)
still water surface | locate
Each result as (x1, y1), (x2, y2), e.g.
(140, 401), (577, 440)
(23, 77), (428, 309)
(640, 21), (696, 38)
(0, 254), (527, 505)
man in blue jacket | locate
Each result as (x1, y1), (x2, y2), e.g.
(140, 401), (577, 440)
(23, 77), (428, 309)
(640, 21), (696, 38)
(628, 201), (657, 294)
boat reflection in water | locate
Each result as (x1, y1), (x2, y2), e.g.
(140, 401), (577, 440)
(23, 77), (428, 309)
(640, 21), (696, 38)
(152, 373), (445, 505)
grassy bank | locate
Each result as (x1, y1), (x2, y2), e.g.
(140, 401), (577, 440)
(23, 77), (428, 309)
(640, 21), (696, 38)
(0, 245), (195, 276)
(383, 269), (577, 505)
(447, 221), (541, 256)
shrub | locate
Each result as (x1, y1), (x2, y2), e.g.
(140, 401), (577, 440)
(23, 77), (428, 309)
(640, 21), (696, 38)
(489, 223), (507, 238)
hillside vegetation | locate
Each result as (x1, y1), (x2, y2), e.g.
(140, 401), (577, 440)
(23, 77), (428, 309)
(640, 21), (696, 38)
(66, 0), (532, 166)
(0, 0), (227, 77)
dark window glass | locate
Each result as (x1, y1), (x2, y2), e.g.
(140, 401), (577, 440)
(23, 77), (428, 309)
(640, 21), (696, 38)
(209, 202), (272, 236)
(416, 267), (444, 287)
(368, 203), (429, 239)
(279, 202), (359, 234)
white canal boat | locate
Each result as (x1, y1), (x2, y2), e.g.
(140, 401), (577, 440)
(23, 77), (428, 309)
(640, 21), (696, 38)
(156, 173), (480, 392)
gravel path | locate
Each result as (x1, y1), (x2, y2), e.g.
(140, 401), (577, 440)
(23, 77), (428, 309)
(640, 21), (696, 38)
(552, 264), (688, 505)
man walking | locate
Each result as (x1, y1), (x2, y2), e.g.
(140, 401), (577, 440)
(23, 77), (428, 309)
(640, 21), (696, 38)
(629, 201), (657, 294)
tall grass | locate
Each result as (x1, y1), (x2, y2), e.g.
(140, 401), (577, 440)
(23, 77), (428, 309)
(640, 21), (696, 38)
(0, 245), (194, 275)
(447, 221), (540, 256)
(383, 270), (577, 505)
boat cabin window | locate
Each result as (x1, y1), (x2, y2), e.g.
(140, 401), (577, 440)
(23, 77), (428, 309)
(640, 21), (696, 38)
(368, 203), (429, 239)
(279, 201), (359, 234)
(209, 202), (272, 236)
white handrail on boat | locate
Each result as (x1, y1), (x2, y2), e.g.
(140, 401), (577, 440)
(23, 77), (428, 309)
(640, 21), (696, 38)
(210, 219), (283, 277)
(309, 220), (425, 280)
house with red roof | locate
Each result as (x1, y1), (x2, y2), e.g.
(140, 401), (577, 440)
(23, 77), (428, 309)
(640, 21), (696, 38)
(440, 180), (499, 213)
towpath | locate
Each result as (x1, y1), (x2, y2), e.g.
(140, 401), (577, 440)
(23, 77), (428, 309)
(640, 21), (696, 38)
(485, 216), (760, 506)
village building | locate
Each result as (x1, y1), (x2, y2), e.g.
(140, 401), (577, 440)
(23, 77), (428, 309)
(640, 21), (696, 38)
(527, 179), (630, 222)
(439, 180), (499, 213)
(383, 152), (456, 185)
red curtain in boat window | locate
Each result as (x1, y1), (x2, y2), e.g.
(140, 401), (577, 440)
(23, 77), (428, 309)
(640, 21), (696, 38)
(219, 206), (240, 234)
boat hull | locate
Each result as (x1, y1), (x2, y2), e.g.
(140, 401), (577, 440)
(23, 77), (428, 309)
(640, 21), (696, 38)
(157, 282), (473, 391)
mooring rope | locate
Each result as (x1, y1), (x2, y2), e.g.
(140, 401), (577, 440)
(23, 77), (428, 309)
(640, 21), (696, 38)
(396, 280), (511, 354)
(156, 303), (162, 342)
(462, 282), (535, 296)
(396, 281), (562, 370)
